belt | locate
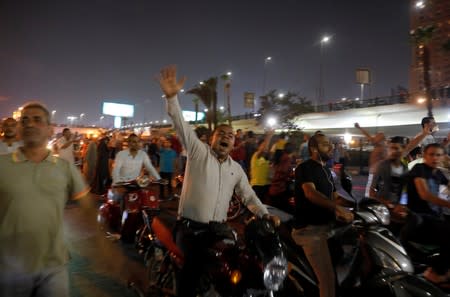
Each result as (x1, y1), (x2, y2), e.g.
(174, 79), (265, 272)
(178, 218), (210, 230)
(178, 217), (225, 230)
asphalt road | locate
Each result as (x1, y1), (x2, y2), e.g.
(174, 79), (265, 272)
(64, 171), (368, 297)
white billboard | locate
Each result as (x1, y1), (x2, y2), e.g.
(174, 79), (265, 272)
(182, 110), (205, 122)
(102, 102), (134, 117)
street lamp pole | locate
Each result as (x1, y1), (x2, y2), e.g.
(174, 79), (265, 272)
(318, 36), (331, 111)
(260, 56), (272, 114)
(223, 71), (233, 126)
(262, 56), (272, 96)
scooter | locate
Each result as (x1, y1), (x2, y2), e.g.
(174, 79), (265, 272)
(97, 175), (165, 243)
(268, 173), (448, 297)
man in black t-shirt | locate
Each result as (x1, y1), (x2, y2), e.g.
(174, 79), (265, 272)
(401, 143), (450, 286)
(293, 133), (353, 297)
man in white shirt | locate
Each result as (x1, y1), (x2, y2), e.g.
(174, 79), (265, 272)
(158, 66), (276, 297)
(0, 117), (21, 154)
(111, 133), (161, 185)
(418, 116), (437, 147)
(56, 128), (75, 164)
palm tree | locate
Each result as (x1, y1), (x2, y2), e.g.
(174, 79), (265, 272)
(186, 77), (218, 131)
(192, 97), (200, 124)
(410, 25), (435, 117)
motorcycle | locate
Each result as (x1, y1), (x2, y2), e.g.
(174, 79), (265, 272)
(137, 216), (288, 297)
(97, 175), (165, 243)
(269, 180), (448, 297)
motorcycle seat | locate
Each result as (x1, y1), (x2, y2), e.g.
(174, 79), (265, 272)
(408, 241), (440, 254)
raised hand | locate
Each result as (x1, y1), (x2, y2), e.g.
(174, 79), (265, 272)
(158, 65), (186, 99)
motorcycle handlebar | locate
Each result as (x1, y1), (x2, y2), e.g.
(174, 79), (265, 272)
(113, 178), (169, 187)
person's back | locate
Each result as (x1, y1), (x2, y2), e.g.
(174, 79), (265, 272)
(249, 131), (274, 203)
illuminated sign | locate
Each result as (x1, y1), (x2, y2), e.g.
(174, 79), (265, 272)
(182, 110), (205, 122)
(102, 102), (134, 117)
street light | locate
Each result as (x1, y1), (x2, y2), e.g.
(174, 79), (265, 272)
(67, 116), (77, 126)
(318, 35), (332, 111)
(262, 56), (272, 96)
(51, 110), (56, 122)
(415, 1), (425, 9)
(79, 113), (85, 125)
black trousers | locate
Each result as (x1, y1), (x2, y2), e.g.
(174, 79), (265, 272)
(159, 172), (173, 198)
(400, 213), (450, 275)
(174, 219), (231, 297)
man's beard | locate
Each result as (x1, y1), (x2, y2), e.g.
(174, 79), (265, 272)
(319, 151), (331, 162)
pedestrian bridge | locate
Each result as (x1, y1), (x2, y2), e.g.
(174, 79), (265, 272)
(292, 103), (449, 138)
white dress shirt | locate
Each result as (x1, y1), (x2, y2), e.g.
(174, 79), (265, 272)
(112, 149), (160, 185)
(167, 95), (268, 223)
(0, 141), (21, 155)
(56, 137), (75, 164)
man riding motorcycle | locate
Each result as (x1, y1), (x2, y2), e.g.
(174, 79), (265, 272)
(157, 65), (279, 297)
(111, 133), (161, 207)
(292, 132), (353, 297)
(401, 143), (450, 288)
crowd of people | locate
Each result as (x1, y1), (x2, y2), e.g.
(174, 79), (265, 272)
(1, 66), (450, 297)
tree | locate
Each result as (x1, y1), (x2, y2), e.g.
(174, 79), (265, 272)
(410, 25), (435, 117)
(192, 97), (200, 124)
(257, 90), (314, 130)
(187, 77), (218, 132)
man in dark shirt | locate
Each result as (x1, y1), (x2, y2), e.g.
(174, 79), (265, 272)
(293, 133), (353, 297)
(401, 143), (450, 286)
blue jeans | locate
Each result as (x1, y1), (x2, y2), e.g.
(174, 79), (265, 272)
(0, 265), (69, 297)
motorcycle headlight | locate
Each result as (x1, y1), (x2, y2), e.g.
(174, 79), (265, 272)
(367, 204), (390, 225)
(263, 256), (288, 291)
(136, 175), (150, 187)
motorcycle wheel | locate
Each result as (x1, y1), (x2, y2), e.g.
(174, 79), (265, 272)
(146, 247), (177, 297)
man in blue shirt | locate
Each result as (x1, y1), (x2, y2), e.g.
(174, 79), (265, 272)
(159, 138), (178, 199)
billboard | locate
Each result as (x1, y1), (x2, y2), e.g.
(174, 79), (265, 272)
(356, 68), (371, 85)
(102, 102), (134, 117)
(182, 110), (205, 122)
(244, 92), (255, 109)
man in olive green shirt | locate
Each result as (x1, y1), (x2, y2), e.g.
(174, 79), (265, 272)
(0, 102), (89, 297)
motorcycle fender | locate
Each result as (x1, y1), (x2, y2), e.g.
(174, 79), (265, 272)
(366, 228), (414, 273)
(371, 273), (447, 297)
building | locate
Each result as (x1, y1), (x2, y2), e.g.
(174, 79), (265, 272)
(409, 0), (450, 100)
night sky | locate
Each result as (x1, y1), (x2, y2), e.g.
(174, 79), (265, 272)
(0, 0), (411, 127)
